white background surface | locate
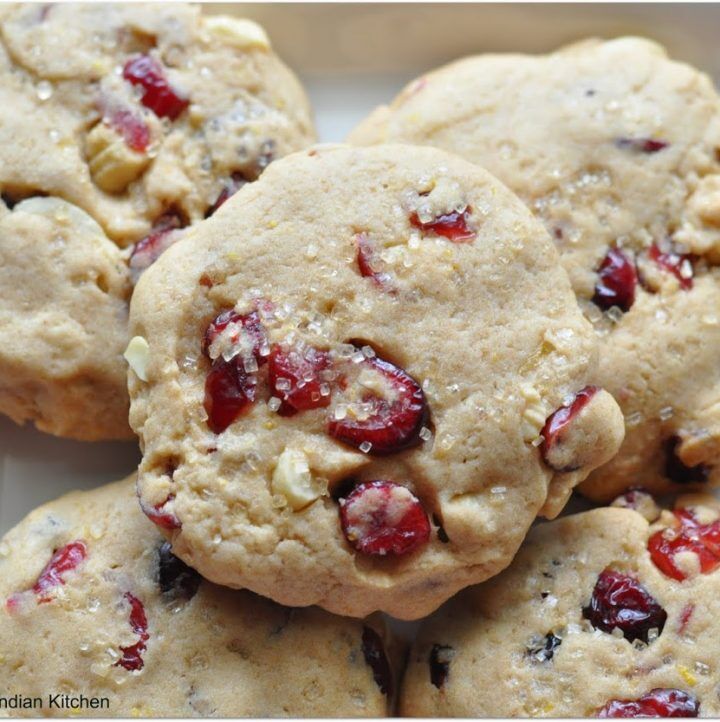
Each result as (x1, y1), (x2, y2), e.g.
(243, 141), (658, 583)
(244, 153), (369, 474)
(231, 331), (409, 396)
(2, 2), (720, 536)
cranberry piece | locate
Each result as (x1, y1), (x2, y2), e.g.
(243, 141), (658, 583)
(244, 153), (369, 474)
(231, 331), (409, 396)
(129, 213), (183, 272)
(268, 345), (331, 415)
(355, 233), (393, 290)
(157, 542), (202, 600)
(204, 357), (257, 434)
(593, 248), (638, 312)
(328, 353), (427, 455)
(598, 688), (698, 718)
(678, 603), (695, 634)
(540, 386), (598, 470)
(140, 494), (180, 530)
(202, 310), (267, 363)
(123, 54), (189, 120)
(6, 541), (87, 610)
(429, 644), (454, 689)
(615, 137), (670, 154)
(410, 208), (475, 243)
(648, 244), (693, 290)
(205, 173), (247, 218)
(106, 107), (150, 153)
(648, 507), (720, 581)
(664, 436), (709, 485)
(339, 480), (430, 556)
(582, 569), (666, 643)
(527, 633), (562, 662)
(18, 541), (88, 605)
(116, 592), (150, 671)
(361, 626), (393, 696)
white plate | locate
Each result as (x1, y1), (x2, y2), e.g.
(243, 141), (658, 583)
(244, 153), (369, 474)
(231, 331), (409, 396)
(2, 2), (719, 537)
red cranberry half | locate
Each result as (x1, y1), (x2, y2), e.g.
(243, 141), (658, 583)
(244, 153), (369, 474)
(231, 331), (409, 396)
(648, 507), (720, 581)
(204, 357), (257, 434)
(328, 353), (427, 455)
(339, 480), (430, 556)
(648, 244), (693, 290)
(361, 626), (393, 696)
(540, 386), (598, 471)
(106, 107), (150, 153)
(593, 248), (638, 312)
(597, 688), (698, 718)
(123, 54), (189, 120)
(410, 208), (475, 243)
(268, 344), (331, 415)
(355, 233), (393, 291)
(140, 495), (181, 530)
(116, 592), (150, 671)
(129, 213), (183, 272)
(202, 309), (267, 363)
(582, 569), (666, 643)
(8, 541), (89, 609)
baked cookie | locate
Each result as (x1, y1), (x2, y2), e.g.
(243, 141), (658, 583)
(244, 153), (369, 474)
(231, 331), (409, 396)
(127, 143), (624, 619)
(0, 3), (315, 440)
(0, 478), (395, 717)
(401, 493), (720, 717)
(350, 37), (720, 500)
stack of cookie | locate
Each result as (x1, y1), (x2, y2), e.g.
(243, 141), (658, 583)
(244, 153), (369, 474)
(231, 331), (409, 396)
(1, 6), (719, 716)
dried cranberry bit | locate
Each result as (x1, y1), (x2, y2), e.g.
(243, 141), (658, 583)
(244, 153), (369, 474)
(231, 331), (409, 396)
(339, 480), (431, 556)
(105, 107), (150, 153)
(205, 172), (247, 218)
(664, 436), (709, 485)
(361, 626), (393, 697)
(540, 386), (598, 470)
(615, 137), (670, 154)
(157, 542), (202, 600)
(204, 357), (257, 434)
(129, 213), (183, 271)
(140, 495), (181, 530)
(123, 54), (189, 120)
(355, 233), (394, 291)
(678, 603), (695, 634)
(648, 507), (720, 581)
(116, 593), (150, 671)
(593, 247), (638, 312)
(328, 353), (427, 455)
(648, 244), (693, 290)
(429, 644), (453, 689)
(24, 541), (88, 603)
(598, 688), (698, 718)
(410, 207), (475, 243)
(201, 309), (267, 363)
(268, 345), (331, 415)
(582, 569), (666, 643)
(527, 633), (561, 662)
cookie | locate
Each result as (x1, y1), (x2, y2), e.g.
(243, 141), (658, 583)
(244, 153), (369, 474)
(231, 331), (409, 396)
(0, 3), (315, 440)
(349, 37), (720, 500)
(127, 142), (624, 619)
(0, 477), (395, 717)
(401, 493), (720, 717)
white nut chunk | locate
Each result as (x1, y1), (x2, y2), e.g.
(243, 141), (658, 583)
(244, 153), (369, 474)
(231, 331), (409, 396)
(272, 448), (325, 511)
(520, 384), (550, 442)
(124, 336), (150, 382)
(201, 16), (270, 50)
(86, 122), (150, 194)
